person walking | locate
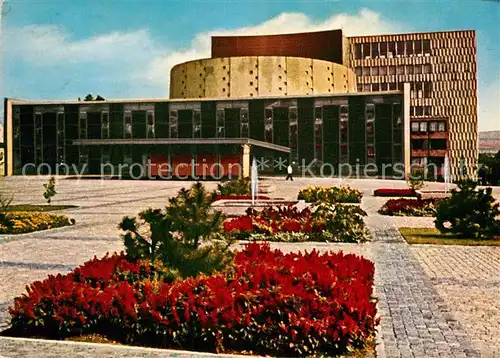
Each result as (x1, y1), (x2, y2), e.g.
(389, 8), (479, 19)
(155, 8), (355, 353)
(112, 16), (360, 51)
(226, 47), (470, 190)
(286, 164), (293, 181)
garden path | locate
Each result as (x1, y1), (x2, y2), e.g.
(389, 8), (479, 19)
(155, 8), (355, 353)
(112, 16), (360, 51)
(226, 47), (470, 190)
(0, 176), (499, 357)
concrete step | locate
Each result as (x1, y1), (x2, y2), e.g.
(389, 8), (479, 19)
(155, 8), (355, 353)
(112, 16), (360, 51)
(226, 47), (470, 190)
(258, 183), (276, 194)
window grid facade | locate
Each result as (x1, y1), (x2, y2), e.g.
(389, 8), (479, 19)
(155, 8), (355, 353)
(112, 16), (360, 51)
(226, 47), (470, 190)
(349, 30), (478, 179)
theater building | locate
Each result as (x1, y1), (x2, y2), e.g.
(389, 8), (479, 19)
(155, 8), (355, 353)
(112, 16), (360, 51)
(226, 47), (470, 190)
(3, 90), (409, 178)
(3, 28), (476, 179)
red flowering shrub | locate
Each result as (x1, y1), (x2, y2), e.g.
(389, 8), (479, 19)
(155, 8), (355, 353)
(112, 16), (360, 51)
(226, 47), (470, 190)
(379, 198), (440, 216)
(373, 188), (416, 197)
(7, 244), (378, 356)
(223, 204), (370, 243)
(224, 206), (322, 236)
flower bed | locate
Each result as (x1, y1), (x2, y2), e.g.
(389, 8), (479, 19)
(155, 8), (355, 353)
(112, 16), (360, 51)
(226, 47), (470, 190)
(212, 194), (270, 202)
(378, 198), (440, 217)
(298, 185), (362, 203)
(373, 188), (416, 197)
(224, 204), (370, 243)
(6, 243), (378, 356)
(0, 211), (74, 234)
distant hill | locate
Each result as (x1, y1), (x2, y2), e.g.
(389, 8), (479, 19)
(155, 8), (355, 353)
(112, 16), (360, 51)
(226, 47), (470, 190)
(479, 131), (500, 154)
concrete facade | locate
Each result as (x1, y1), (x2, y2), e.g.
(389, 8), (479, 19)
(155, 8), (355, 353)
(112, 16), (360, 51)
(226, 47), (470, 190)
(348, 30), (478, 179)
(170, 57), (357, 99)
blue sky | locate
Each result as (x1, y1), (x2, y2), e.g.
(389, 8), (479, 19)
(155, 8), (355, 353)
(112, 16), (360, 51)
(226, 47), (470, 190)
(1, 0), (499, 131)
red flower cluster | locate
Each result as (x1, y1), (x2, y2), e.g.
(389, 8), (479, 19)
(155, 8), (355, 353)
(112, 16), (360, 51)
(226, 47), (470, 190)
(223, 206), (321, 235)
(212, 195), (270, 202)
(379, 198), (439, 216)
(373, 188), (416, 197)
(8, 244), (378, 356)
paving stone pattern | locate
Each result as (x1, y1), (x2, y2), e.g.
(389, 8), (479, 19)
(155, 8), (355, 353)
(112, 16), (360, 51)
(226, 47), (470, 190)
(1, 177), (499, 357)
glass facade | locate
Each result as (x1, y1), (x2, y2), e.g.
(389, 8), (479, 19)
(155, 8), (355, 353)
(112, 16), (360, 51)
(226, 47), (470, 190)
(10, 94), (404, 176)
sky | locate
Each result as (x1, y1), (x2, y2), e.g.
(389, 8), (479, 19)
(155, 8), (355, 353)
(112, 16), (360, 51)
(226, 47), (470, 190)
(0, 0), (499, 131)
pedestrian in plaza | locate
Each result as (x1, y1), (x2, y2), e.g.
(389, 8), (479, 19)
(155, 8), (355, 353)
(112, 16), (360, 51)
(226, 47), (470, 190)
(286, 164), (293, 181)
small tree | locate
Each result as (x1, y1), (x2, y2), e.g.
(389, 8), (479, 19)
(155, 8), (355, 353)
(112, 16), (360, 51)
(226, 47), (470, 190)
(119, 182), (234, 279)
(435, 180), (500, 239)
(43, 177), (57, 204)
(409, 167), (425, 190)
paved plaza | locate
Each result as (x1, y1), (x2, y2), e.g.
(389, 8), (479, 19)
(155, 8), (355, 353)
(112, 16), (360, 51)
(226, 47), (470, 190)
(0, 176), (499, 357)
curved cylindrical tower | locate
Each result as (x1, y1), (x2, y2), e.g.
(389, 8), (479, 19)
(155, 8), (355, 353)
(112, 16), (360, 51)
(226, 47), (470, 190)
(170, 56), (356, 99)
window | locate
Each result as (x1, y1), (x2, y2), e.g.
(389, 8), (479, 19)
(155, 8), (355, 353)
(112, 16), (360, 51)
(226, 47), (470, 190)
(397, 82), (404, 91)
(355, 67), (362, 76)
(101, 112), (109, 139)
(362, 67), (370, 76)
(366, 104), (375, 120)
(438, 121), (446, 132)
(388, 66), (396, 75)
(371, 42), (379, 58)
(424, 82), (432, 97)
(397, 65), (404, 75)
(367, 146), (375, 158)
(372, 83), (380, 91)
(406, 65), (414, 75)
(424, 106), (432, 116)
(419, 121), (427, 132)
(380, 83), (388, 91)
(169, 110), (178, 138)
(411, 122), (419, 132)
(366, 121), (374, 133)
(240, 108), (249, 137)
(371, 66), (379, 76)
(362, 44), (370, 59)
(380, 66), (387, 75)
(423, 64), (432, 74)
(414, 65), (422, 74)
(416, 106), (424, 116)
(396, 41), (404, 56)
(389, 82), (397, 90)
(264, 108), (273, 142)
(216, 109), (225, 138)
(406, 41), (414, 55)
(363, 84), (371, 91)
(388, 42), (395, 58)
(429, 122), (437, 132)
(355, 44), (362, 59)
(415, 82), (423, 98)
(423, 39), (431, 55)
(193, 110), (201, 138)
(124, 112), (132, 138)
(415, 40), (422, 55)
(380, 42), (387, 57)
(357, 84), (363, 92)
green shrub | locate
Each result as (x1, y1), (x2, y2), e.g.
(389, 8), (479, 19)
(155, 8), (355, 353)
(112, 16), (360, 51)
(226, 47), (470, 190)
(316, 203), (371, 243)
(434, 180), (500, 239)
(43, 177), (57, 204)
(119, 182), (234, 278)
(215, 177), (251, 196)
(297, 185), (362, 203)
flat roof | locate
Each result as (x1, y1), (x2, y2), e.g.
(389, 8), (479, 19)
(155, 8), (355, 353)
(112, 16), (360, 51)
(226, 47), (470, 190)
(348, 29), (475, 39)
(6, 90), (403, 106)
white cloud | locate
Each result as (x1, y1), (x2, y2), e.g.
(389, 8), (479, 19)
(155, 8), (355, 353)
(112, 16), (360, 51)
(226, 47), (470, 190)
(3, 25), (162, 65)
(143, 9), (404, 92)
